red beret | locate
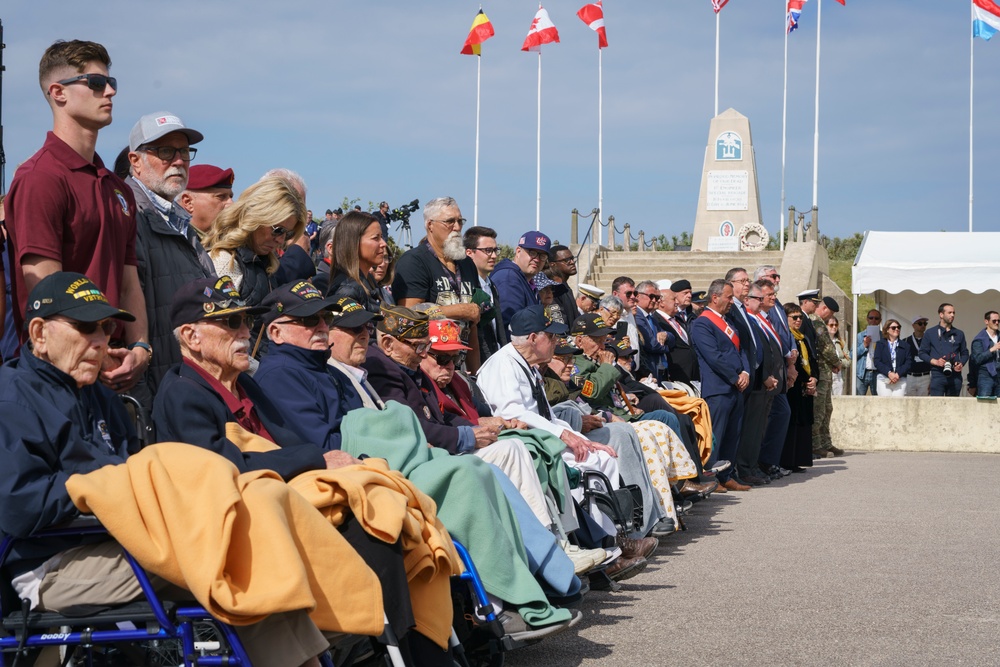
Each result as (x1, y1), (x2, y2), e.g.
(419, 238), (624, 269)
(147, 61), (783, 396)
(187, 165), (234, 191)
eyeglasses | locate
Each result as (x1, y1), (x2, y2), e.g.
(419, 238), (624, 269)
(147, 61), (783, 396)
(474, 246), (500, 256)
(142, 146), (197, 162)
(790, 315), (803, 321)
(525, 249), (548, 260)
(431, 352), (461, 367)
(746, 295), (762, 301)
(399, 338), (431, 355)
(276, 312), (335, 328)
(867, 317), (882, 322)
(553, 256), (576, 264)
(431, 218), (466, 230)
(205, 313), (254, 330)
(57, 73), (118, 92)
(54, 317), (116, 336)
(914, 321), (927, 326)
(270, 224), (294, 239)
(732, 278), (750, 284)
(336, 322), (376, 336)
(887, 325), (900, 331)
(766, 273), (780, 280)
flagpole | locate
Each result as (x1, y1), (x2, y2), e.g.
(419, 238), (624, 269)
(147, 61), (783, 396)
(714, 11), (721, 116)
(598, 46), (604, 246)
(474, 54), (482, 227)
(536, 51), (542, 231)
(780, 2), (789, 251)
(970, 0), (975, 233)
(812, 0), (821, 208)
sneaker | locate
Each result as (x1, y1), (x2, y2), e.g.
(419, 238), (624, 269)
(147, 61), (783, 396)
(561, 543), (607, 574)
(650, 518), (675, 537)
(708, 459), (732, 474)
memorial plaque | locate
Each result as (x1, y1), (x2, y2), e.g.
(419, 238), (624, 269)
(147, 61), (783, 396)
(706, 171), (749, 211)
(707, 236), (740, 252)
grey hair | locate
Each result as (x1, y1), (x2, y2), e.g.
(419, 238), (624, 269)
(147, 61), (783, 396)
(510, 334), (531, 346)
(724, 267), (747, 282)
(707, 278), (730, 300)
(753, 265), (777, 281)
(423, 197), (459, 224)
(599, 295), (624, 312)
(635, 280), (657, 293)
(260, 168), (307, 199)
(318, 221), (336, 258)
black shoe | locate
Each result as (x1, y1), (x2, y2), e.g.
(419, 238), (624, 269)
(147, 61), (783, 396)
(741, 474), (770, 487)
(789, 466), (806, 473)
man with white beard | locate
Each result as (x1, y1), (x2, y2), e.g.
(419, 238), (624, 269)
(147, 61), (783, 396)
(392, 196), (483, 369)
(126, 112), (213, 408)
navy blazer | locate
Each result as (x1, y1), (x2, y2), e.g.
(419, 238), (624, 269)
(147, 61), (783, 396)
(636, 308), (670, 375)
(153, 362), (326, 481)
(726, 301), (759, 376)
(362, 345), (470, 453)
(873, 339), (912, 378)
(690, 310), (750, 399)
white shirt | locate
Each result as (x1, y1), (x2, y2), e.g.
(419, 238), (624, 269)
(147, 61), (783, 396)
(477, 343), (580, 438)
(328, 358), (384, 410)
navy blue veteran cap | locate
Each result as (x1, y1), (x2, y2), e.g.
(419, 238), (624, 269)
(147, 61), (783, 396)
(517, 230), (551, 254)
(509, 304), (569, 336)
(692, 290), (709, 304)
(25, 272), (135, 325)
(570, 313), (615, 338)
(170, 276), (267, 329)
(610, 334), (637, 357)
(331, 297), (383, 329)
(261, 280), (340, 325)
(554, 337), (583, 356)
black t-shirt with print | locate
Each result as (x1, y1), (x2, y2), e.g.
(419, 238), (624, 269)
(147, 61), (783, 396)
(391, 240), (479, 307)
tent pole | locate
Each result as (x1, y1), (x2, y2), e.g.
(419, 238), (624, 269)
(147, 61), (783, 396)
(851, 295), (858, 396)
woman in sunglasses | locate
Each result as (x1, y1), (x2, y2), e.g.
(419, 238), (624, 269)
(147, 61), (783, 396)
(203, 177), (306, 358)
(873, 318), (911, 397)
(782, 303), (818, 471)
(324, 211), (387, 316)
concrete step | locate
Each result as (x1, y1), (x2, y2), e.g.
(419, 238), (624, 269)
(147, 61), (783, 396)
(585, 249), (784, 295)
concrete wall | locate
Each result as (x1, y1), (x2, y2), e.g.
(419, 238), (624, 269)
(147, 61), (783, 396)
(831, 396), (1000, 454)
(778, 240), (829, 300)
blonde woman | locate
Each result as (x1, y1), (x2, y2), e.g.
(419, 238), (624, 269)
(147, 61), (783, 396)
(203, 177), (305, 356)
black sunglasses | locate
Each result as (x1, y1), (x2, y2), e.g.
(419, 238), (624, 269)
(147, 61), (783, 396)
(431, 352), (461, 367)
(277, 312), (335, 328)
(270, 225), (294, 239)
(337, 322), (376, 336)
(205, 313), (254, 330)
(790, 315), (803, 321)
(57, 73), (118, 92)
(56, 318), (116, 336)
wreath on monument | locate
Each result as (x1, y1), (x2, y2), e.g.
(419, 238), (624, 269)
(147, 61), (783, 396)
(738, 223), (769, 252)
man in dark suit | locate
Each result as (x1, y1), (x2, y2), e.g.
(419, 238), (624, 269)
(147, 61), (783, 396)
(463, 226), (508, 360)
(754, 275), (795, 474)
(653, 287), (699, 385)
(724, 268), (759, 383)
(797, 289), (821, 348)
(635, 280), (671, 382)
(690, 279), (750, 491)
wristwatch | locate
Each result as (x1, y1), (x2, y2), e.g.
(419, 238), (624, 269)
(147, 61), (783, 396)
(128, 341), (153, 361)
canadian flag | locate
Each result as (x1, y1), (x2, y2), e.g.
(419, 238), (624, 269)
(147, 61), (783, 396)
(577, 2), (608, 48)
(711, 0), (730, 13)
(522, 6), (561, 52)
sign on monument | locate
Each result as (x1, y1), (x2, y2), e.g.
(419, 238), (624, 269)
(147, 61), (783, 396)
(706, 171), (749, 211)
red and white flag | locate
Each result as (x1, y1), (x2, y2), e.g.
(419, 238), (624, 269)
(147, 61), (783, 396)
(577, 2), (608, 48)
(711, 0), (730, 13)
(522, 6), (561, 51)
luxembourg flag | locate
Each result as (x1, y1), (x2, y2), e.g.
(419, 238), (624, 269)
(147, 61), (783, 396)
(787, 0), (806, 34)
(522, 6), (561, 51)
(973, 0), (1000, 41)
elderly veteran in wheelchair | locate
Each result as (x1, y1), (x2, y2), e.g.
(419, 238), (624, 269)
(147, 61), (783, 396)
(0, 273), (332, 667)
(250, 290), (583, 639)
(151, 276), (458, 666)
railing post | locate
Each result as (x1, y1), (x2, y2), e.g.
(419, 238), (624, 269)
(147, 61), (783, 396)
(638, 230), (645, 252)
(607, 215), (615, 250)
(623, 223), (631, 252)
(570, 208), (579, 245)
(809, 205), (819, 242)
(787, 206), (797, 243)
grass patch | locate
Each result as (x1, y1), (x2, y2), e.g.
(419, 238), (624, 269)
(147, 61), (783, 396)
(829, 260), (875, 331)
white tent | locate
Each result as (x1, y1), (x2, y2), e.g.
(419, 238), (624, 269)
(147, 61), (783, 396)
(851, 231), (1000, 394)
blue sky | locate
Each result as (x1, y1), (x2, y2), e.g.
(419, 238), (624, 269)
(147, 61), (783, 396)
(2, 1), (998, 247)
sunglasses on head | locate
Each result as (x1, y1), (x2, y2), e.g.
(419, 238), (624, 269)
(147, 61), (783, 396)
(432, 352), (462, 367)
(277, 312), (335, 328)
(57, 73), (118, 92)
(56, 317), (116, 336)
(206, 313), (254, 330)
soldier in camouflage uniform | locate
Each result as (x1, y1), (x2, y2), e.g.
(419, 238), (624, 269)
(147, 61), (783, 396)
(806, 296), (845, 457)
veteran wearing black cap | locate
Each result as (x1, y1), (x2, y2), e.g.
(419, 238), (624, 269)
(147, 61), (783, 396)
(807, 294), (845, 458)
(671, 279), (695, 326)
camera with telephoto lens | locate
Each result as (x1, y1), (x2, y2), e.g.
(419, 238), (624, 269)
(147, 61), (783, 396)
(942, 361), (953, 376)
(387, 199), (420, 228)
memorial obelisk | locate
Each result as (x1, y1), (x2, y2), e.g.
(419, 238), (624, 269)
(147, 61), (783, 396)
(691, 108), (767, 252)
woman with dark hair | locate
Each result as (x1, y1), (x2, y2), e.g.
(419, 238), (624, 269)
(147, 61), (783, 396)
(874, 318), (911, 397)
(373, 248), (397, 306)
(325, 211), (386, 314)
(781, 302), (819, 471)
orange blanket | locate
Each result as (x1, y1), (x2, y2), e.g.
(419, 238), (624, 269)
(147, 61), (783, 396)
(658, 389), (714, 464)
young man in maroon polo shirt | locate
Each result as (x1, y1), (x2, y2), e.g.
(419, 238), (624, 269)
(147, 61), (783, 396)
(3, 40), (150, 393)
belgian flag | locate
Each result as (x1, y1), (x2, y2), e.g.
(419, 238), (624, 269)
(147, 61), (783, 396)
(461, 9), (495, 55)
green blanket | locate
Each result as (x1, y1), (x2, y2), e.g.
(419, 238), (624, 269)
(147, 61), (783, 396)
(498, 428), (570, 510)
(341, 402), (571, 627)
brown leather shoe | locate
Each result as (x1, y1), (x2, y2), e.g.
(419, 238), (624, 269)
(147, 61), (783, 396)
(713, 482), (728, 493)
(617, 534), (658, 559)
(605, 556), (647, 582)
(721, 478), (751, 491)
(680, 480), (719, 497)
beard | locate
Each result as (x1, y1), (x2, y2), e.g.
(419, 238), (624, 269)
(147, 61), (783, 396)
(443, 232), (466, 261)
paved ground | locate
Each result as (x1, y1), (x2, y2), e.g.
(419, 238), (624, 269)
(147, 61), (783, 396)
(506, 452), (1000, 666)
